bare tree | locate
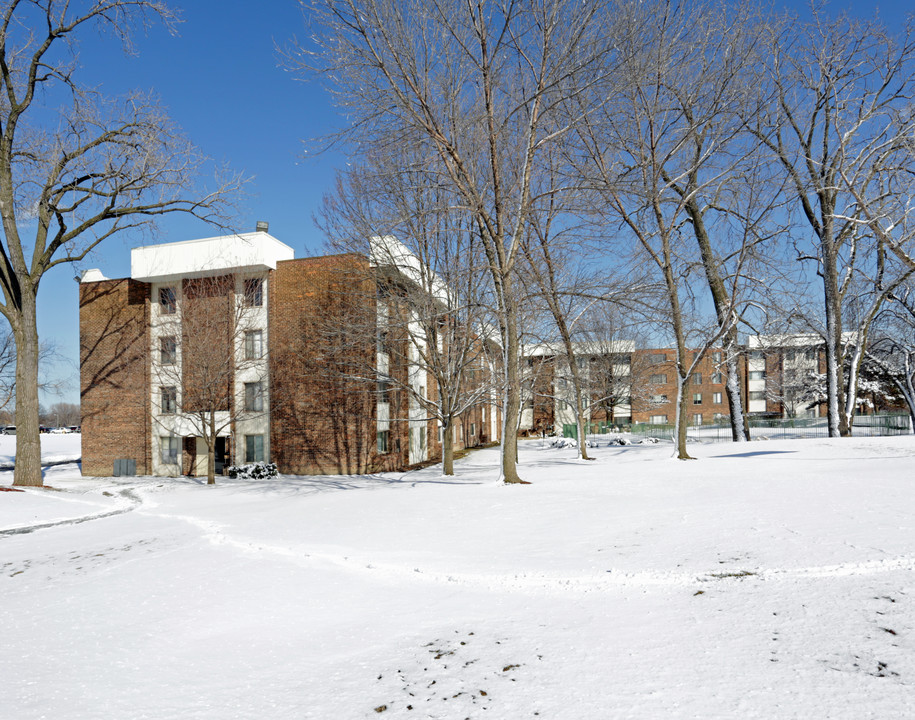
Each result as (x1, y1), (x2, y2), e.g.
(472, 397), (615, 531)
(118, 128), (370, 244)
(299, 0), (621, 483)
(865, 286), (915, 431)
(518, 172), (602, 460)
(319, 157), (500, 474)
(749, 7), (915, 436)
(577, 306), (651, 427)
(1, 1), (240, 486)
(43, 402), (80, 427)
(152, 274), (268, 484)
(574, 0), (762, 458)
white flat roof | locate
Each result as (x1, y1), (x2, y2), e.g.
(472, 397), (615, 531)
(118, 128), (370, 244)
(131, 231), (294, 283)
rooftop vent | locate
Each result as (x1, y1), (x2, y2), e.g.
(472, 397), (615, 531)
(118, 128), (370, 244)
(255, 220), (269, 233)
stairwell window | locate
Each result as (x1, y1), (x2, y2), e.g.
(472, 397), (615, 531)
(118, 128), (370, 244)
(245, 381), (264, 412)
(244, 330), (263, 360)
(160, 436), (180, 465)
(160, 336), (177, 365)
(159, 287), (177, 315)
(245, 434), (264, 463)
(243, 278), (263, 307)
(161, 386), (177, 414)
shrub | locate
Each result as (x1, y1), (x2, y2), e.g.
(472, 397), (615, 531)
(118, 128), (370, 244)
(227, 462), (278, 479)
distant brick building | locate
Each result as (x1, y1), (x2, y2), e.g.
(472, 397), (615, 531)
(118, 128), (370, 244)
(79, 229), (499, 477)
(520, 344), (747, 431)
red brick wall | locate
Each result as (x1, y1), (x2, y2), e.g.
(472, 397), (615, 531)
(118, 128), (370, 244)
(79, 279), (151, 476)
(630, 348), (730, 423)
(182, 275), (234, 414)
(269, 254), (406, 474)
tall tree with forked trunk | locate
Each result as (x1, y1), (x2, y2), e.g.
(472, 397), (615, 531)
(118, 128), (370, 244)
(0, 0), (240, 486)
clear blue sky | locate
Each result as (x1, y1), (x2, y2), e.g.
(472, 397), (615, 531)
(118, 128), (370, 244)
(35, 0), (914, 406)
(40, 0), (343, 404)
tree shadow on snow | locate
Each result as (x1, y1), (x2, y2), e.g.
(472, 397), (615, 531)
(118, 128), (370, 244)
(718, 450), (797, 458)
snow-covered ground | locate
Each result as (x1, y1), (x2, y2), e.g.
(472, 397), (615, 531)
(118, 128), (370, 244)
(0, 432), (82, 468)
(1, 436), (913, 719)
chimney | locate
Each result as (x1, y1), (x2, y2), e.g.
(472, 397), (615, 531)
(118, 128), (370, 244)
(255, 220), (269, 233)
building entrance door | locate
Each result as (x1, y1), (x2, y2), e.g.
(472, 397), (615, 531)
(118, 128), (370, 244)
(215, 437), (228, 474)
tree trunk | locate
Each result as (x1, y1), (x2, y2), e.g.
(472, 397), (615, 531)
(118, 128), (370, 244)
(563, 349), (591, 461)
(822, 243), (848, 437)
(724, 329), (749, 441)
(500, 283), (524, 484)
(12, 292), (42, 486)
(207, 413), (216, 485)
(442, 420), (454, 475)
(844, 339), (866, 433)
(675, 372), (693, 460)
(684, 196), (748, 441)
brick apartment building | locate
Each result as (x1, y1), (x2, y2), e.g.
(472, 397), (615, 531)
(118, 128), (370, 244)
(520, 344), (741, 432)
(519, 339), (849, 433)
(79, 228), (500, 477)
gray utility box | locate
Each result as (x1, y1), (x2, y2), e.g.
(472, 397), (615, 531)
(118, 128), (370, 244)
(113, 459), (136, 477)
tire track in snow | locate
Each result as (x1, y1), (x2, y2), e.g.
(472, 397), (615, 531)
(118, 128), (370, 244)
(0, 488), (142, 538)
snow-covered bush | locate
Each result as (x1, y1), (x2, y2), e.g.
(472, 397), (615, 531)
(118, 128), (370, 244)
(610, 437), (631, 446)
(551, 437), (578, 449)
(227, 462), (278, 479)
(638, 437), (660, 444)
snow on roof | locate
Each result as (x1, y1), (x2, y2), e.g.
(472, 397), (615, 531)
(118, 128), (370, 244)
(368, 235), (451, 305)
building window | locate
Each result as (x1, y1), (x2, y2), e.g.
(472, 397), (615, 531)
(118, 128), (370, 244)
(650, 373), (667, 384)
(377, 376), (391, 403)
(244, 330), (263, 360)
(649, 414), (668, 425)
(470, 422), (476, 437)
(711, 372), (723, 384)
(693, 373), (702, 385)
(650, 394), (668, 404)
(159, 287), (177, 314)
(161, 386), (177, 414)
(160, 436), (180, 465)
(649, 353), (666, 365)
(243, 278), (263, 307)
(713, 392), (723, 404)
(693, 413), (703, 425)
(160, 336), (177, 365)
(377, 430), (390, 454)
(712, 352), (722, 363)
(749, 391), (766, 401)
(749, 371), (766, 381)
(245, 434), (265, 463)
(805, 349), (816, 361)
(693, 393), (702, 405)
(244, 381), (264, 412)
